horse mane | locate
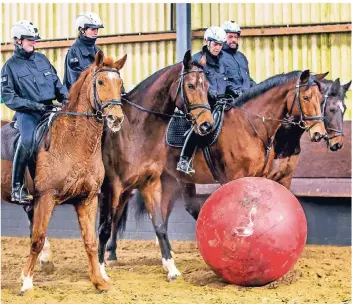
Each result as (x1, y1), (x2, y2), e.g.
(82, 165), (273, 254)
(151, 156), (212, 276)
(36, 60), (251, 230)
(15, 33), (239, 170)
(127, 64), (177, 96)
(234, 70), (302, 107)
(68, 57), (116, 108)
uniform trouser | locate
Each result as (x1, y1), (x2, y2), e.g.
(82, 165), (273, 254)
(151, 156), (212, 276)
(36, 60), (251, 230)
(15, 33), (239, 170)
(180, 129), (198, 159)
(15, 112), (43, 155)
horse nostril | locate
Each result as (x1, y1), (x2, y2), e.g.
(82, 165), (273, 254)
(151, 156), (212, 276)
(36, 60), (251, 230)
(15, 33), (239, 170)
(107, 114), (116, 121)
(337, 143), (343, 149)
(200, 122), (212, 133)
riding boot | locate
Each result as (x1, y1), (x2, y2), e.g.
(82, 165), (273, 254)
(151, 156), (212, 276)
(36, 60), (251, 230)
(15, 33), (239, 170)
(11, 141), (33, 203)
(177, 129), (197, 175)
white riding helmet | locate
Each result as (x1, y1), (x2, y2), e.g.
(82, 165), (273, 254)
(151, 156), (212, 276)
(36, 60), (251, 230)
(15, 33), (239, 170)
(204, 26), (227, 44)
(75, 12), (104, 30)
(11, 20), (40, 41)
(221, 21), (241, 35)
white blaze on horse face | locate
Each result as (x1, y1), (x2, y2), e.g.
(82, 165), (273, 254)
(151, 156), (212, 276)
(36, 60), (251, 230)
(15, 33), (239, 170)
(100, 263), (110, 281)
(20, 271), (33, 292)
(337, 101), (344, 113)
(162, 258), (181, 281)
(107, 72), (118, 80)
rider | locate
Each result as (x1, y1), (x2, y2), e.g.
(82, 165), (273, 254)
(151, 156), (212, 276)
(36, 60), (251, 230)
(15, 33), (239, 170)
(221, 21), (256, 94)
(63, 12), (104, 92)
(1, 20), (69, 203)
(176, 26), (236, 175)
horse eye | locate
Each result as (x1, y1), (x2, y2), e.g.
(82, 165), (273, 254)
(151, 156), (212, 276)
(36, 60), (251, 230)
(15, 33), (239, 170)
(303, 96), (309, 101)
(187, 84), (195, 90)
(98, 80), (104, 86)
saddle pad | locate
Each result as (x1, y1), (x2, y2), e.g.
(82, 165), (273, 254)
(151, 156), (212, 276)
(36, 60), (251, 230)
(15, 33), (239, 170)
(166, 108), (225, 148)
(1, 122), (20, 161)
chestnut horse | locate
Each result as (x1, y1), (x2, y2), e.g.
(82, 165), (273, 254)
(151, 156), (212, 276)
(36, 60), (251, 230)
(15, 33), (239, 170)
(98, 50), (214, 281)
(106, 70), (329, 280)
(1, 51), (127, 294)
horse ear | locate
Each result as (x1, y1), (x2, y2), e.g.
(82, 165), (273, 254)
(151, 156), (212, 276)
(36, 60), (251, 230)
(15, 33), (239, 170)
(94, 50), (104, 67)
(183, 50), (192, 70)
(199, 54), (206, 67)
(330, 78), (341, 95)
(300, 70), (310, 83)
(315, 71), (329, 81)
(342, 80), (352, 92)
(114, 54), (127, 71)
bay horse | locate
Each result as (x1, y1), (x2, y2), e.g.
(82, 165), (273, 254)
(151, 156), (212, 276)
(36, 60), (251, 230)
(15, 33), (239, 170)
(106, 70), (329, 280)
(267, 78), (351, 188)
(1, 51), (127, 294)
(98, 50), (214, 281)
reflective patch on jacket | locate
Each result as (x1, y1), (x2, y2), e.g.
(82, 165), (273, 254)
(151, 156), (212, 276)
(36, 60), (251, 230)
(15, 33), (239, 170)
(1, 75), (8, 86)
(69, 57), (80, 68)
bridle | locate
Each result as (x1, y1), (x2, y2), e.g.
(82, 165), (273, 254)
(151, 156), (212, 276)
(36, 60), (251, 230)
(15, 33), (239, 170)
(91, 67), (123, 121)
(173, 65), (211, 126)
(286, 76), (325, 131)
(321, 87), (345, 140)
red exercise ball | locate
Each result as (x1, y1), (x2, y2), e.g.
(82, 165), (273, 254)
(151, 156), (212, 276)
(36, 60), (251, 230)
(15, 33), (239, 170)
(196, 177), (307, 286)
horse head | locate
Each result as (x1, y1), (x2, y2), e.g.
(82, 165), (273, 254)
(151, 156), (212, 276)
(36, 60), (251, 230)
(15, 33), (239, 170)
(286, 70), (328, 142)
(91, 50), (127, 132)
(174, 50), (214, 136)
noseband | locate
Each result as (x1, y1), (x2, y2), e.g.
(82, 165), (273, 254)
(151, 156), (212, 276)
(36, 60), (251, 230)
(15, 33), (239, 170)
(174, 66), (211, 125)
(92, 67), (123, 121)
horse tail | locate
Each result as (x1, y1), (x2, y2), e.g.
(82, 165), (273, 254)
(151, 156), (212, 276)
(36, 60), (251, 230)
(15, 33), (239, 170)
(116, 202), (129, 237)
(134, 190), (148, 221)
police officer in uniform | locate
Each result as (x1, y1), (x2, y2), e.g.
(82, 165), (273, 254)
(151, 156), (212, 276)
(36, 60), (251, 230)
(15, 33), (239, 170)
(176, 26), (236, 175)
(1, 20), (69, 203)
(221, 21), (256, 95)
(63, 12), (104, 91)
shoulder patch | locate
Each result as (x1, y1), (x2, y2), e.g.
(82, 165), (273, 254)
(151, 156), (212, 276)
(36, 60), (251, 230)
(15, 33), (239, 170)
(69, 57), (80, 69)
(1, 75), (8, 86)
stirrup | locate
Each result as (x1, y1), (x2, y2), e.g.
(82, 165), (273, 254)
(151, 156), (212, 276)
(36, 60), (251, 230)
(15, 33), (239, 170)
(176, 158), (195, 175)
(11, 184), (33, 203)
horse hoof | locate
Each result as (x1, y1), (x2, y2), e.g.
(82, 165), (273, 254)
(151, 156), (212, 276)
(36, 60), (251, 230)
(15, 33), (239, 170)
(40, 261), (55, 274)
(18, 291), (25, 296)
(167, 271), (181, 282)
(98, 289), (108, 294)
(105, 259), (118, 267)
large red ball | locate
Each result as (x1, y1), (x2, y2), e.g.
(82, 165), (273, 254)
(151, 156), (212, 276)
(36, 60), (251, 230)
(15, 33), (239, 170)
(196, 177), (307, 286)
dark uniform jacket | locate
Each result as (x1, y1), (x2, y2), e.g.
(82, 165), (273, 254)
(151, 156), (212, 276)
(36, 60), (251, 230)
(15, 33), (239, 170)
(222, 44), (256, 92)
(1, 46), (68, 112)
(63, 35), (100, 91)
(192, 46), (238, 100)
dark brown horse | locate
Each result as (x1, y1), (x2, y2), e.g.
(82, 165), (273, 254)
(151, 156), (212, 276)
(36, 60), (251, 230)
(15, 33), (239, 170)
(1, 51), (127, 294)
(98, 50), (214, 281)
(106, 70), (328, 280)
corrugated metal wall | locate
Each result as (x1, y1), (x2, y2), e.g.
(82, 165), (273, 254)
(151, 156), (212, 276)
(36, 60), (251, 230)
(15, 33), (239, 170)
(191, 3), (352, 28)
(1, 3), (351, 120)
(1, 3), (172, 42)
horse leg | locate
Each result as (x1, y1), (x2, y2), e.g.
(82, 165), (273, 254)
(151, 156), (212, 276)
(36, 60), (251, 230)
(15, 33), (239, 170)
(181, 183), (203, 221)
(75, 195), (109, 292)
(24, 205), (54, 273)
(140, 176), (181, 281)
(20, 195), (55, 295)
(106, 190), (132, 264)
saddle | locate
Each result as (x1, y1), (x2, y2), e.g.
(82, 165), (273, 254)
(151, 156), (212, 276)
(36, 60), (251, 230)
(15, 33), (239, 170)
(166, 106), (225, 149)
(1, 113), (58, 162)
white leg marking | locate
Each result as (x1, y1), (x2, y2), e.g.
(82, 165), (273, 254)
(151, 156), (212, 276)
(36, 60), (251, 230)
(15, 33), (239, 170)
(39, 237), (52, 264)
(162, 258), (181, 281)
(100, 263), (110, 281)
(20, 271), (33, 292)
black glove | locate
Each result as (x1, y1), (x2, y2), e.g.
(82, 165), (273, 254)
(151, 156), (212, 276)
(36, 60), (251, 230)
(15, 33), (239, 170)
(208, 90), (218, 100)
(34, 103), (47, 112)
(62, 99), (69, 106)
(229, 88), (242, 97)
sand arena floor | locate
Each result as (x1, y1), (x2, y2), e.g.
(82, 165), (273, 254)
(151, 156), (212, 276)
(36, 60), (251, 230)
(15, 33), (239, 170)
(1, 237), (350, 304)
